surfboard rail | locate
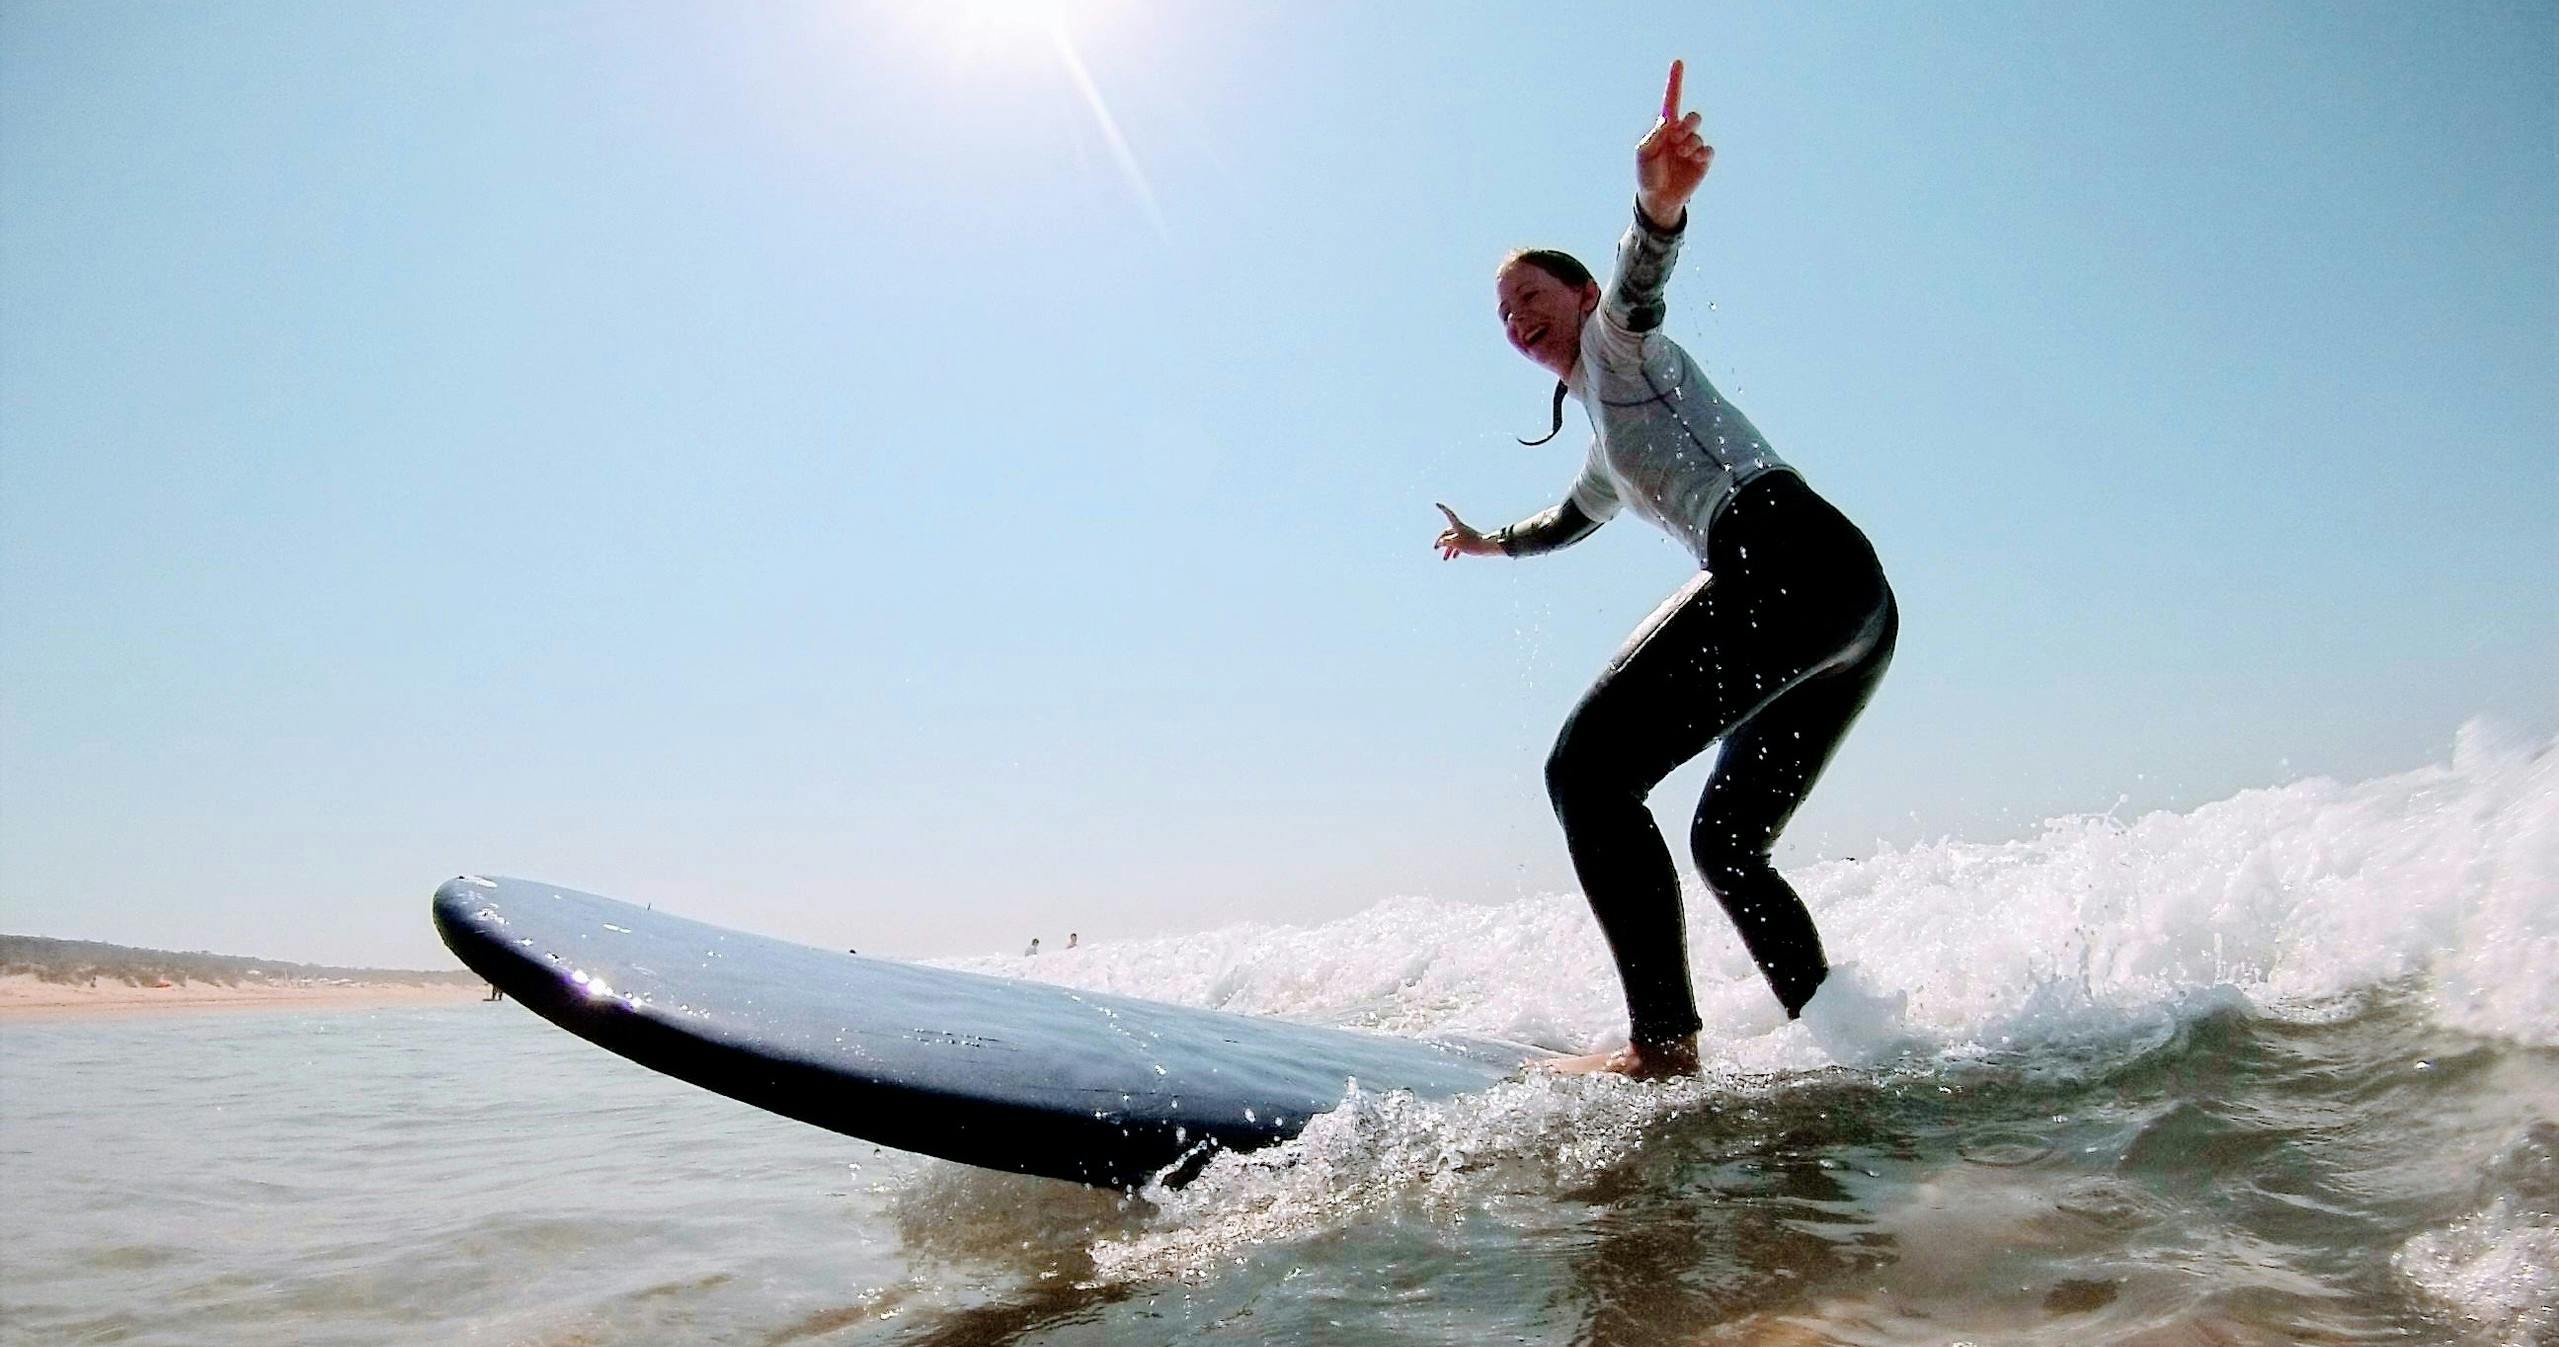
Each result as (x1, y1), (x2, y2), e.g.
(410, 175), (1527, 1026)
(433, 876), (1536, 1188)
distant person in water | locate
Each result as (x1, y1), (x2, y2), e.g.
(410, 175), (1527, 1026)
(1024, 938), (1040, 957)
(1435, 61), (1898, 1079)
(1066, 932), (1079, 950)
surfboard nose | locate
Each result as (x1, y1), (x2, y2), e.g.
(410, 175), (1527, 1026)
(431, 874), (523, 979)
(432, 873), (497, 920)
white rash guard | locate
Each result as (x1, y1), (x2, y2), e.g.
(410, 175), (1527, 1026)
(1493, 205), (1796, 566)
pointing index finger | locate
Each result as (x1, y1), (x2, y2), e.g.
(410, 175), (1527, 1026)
(1660, 59), (1684, 122)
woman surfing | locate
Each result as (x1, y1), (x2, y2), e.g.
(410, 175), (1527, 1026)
(1435, 61), (1899, 1078)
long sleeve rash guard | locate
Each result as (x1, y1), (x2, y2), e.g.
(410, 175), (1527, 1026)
(1493, 205), (1796, 565)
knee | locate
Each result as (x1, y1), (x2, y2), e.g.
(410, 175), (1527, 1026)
(1544, 726), (1627, 819)
(1542, 734), (1587, 814)
(1689, 814), (1774, 889)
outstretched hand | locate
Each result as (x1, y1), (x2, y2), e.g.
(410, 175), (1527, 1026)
(1636, 59), (1712, 230)
(1435, 503), (1500, 560)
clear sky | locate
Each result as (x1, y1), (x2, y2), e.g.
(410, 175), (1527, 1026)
(4, 1), (2552, 968)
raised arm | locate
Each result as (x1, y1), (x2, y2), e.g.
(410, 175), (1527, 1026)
(1636, 60), (1712, 233)
(1606, 61), (1715, 336)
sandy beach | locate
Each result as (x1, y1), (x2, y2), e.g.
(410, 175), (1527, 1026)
(0, 973), (489, 1018)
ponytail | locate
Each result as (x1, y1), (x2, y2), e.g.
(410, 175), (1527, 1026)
(1518, 379), (1569, 446)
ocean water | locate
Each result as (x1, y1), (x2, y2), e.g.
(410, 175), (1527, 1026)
(3, 724), (2553, 1346)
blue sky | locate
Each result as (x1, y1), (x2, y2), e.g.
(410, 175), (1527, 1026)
(4, 1), (2551, 967)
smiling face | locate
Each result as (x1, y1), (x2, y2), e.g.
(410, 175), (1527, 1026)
(1496, 259), (1600, 381)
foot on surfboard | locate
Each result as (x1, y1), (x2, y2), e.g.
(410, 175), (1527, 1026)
(1538, 1036), (1701, 1080)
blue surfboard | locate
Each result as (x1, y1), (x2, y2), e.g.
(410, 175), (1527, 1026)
(432, 876), (1537, 1188)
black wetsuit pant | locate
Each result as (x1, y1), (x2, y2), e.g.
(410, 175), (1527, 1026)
(1545, 471), (1897, 1043)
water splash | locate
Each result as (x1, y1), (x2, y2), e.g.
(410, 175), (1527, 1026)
(954, 721), (2559, 1064)
(2393, 1122), (2559, 1347)
(1093, 1070), (1762, 1282)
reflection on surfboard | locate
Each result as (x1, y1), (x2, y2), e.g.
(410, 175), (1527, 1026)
(432, 876), (1537, 1188)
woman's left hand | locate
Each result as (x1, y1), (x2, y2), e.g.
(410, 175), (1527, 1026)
(1636, 59), (1713, 230)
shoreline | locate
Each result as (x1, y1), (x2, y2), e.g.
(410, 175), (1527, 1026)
(0, 973), (491, 1019)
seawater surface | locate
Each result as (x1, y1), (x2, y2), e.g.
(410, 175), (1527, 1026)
(3, 725), (2554, 1345)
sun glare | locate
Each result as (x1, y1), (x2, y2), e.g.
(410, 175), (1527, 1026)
(880, 0), (1166, 237)
(899, 0), (1129, 66)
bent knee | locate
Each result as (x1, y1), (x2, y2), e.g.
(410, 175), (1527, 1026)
(1542, 736), (1587, 810)
(1545, 730), (1638, 816)
(1689, 819), (1776, 885)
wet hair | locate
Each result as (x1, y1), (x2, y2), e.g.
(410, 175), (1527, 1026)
(1498, 248), (1594, 446)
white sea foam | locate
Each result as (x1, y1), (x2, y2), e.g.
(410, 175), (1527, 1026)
(939, 725), (2559, 1285)
(953, 722), (2559, 1064)
(2393, 1123), (2559, 1347)
(1091, 1070), (1754, 1282)
(2396, 1198), (2559, 1347)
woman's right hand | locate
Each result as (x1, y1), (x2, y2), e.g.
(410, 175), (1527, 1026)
(1435, 503), (1502, 560)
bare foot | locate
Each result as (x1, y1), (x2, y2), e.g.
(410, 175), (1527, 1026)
(1537, 1036), (1701, 1080)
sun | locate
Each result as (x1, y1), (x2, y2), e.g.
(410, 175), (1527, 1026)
(879, 0), (1166, 236)
(897, 0), (1129, 66)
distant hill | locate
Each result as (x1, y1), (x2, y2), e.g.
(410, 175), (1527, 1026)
(0, 934), (479, 989)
